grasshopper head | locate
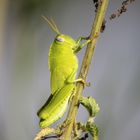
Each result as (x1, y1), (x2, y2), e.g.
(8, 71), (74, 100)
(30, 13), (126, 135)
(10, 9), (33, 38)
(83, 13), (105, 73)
(42, 16), (77, 50)
(54, 34), (77, 50)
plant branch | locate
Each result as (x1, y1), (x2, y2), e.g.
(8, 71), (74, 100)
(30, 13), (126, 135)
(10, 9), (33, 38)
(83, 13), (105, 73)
(62, 0), (109, 139)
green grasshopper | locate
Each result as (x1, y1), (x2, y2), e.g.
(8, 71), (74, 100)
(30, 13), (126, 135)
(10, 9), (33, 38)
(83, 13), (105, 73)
(37, 16), (90, 128)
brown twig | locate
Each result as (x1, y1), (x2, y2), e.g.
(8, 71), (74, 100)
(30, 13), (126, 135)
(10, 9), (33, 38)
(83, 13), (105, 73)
(110, 0), (135, 20)
(61, 0), (109, 139)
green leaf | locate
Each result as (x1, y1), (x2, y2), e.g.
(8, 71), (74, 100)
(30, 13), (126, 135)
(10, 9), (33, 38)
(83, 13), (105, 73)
(79, 96), (100, 118)
(86, 121), (98, 137)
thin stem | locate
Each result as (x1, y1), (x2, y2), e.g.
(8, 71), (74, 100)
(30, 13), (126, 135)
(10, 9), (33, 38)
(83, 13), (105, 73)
(94, 135), (99, 140)
(62, 0), (109, 139)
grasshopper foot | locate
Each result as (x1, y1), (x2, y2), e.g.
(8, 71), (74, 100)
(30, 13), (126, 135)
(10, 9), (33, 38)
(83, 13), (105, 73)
(74, 78), (90, 88)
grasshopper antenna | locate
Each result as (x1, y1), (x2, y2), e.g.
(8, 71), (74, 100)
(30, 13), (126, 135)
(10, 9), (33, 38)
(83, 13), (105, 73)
(50, 17), (60, 34)
(41, 15), (60, 34)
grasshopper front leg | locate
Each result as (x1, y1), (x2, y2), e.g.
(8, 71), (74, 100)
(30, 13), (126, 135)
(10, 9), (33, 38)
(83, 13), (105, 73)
(74, 36), (91, 53)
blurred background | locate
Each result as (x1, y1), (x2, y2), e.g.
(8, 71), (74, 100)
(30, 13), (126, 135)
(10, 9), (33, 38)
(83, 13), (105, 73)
(0, 0), (140, 140)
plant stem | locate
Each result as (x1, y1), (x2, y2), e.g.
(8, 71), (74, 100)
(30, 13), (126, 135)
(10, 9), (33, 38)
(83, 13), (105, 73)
(62, 0), (109, 139)
(94, 135), (99, 140)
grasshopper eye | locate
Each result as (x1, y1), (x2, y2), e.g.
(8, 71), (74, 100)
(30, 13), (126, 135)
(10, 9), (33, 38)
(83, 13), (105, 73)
(56, 36), (65, 42)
